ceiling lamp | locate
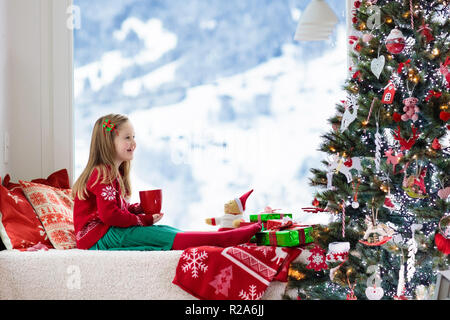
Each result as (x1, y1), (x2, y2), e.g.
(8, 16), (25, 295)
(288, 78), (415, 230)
(294, 0), (339, 41)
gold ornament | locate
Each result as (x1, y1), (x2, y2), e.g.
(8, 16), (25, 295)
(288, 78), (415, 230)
(432, 48), (440, 57)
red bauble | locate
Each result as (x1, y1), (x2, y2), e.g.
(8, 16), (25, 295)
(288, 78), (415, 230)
(435, 232), (450, 255)
(440, 111), (450, 122)
(432, 138), (441, 150)
(385, 29), (406, 54)
(393, 112), (402, 122)
(312, 198), (320, 207)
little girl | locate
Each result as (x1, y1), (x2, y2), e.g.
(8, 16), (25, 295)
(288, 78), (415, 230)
(72, 114), (261, 251)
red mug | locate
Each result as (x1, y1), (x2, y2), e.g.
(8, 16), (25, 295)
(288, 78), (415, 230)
(139, 189), (162, 214)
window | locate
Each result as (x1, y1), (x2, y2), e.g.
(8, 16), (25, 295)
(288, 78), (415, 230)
(73, 0), (348, 230)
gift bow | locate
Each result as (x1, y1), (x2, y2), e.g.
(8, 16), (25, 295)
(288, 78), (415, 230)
(397, 59), (411, 74)
(417, 23), (431, 33)
(261, 206), (281, 214)
(268, 217), (294, 231)
(425, 90), (442, 102)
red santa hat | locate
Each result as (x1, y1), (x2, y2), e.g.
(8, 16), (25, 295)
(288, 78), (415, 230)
(234, 189), (253, 214)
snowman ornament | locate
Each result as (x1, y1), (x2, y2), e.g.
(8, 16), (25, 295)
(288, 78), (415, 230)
(385, 28), (406, 54)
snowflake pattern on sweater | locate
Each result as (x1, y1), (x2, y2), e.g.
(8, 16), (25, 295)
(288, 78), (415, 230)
(101, 186), (116, 201)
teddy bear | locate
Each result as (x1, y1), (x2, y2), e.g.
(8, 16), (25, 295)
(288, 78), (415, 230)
(205, 189), (253, 231)
(401, 97), (420, 122)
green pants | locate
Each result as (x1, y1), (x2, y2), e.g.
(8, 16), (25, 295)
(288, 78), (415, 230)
(89, 225), (181, 251)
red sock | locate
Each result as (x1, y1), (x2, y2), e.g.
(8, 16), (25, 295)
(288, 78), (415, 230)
(171, 223), (262, 250)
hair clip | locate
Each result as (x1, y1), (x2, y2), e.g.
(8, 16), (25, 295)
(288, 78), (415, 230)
(102, 119), (118, 136)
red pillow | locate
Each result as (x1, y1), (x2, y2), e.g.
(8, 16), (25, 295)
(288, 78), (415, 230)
(0, 169), (69, 250)
(19, 180), (76, 250)
(2, 168), (70, 189)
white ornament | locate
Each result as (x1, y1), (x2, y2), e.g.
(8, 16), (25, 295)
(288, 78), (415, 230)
(352, 201), (360, 209)
(362, 214), (395, 242)
(366, 5), (381, 30)
(326, 154), (363, 190)
(340, 95), (359, 133)
(366, 265), (384, 300)
(406, 224), (422, 282)
(374, 123), (382, 171)
(371, 55), (385, 79)
(396, 263), (406, 297)
(366, 286), (384, 300)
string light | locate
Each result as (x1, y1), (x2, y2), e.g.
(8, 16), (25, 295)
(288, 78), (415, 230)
(289, 268), (306, 281)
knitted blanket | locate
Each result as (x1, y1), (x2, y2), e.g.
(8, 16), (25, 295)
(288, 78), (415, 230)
(172, 243), (301, 300)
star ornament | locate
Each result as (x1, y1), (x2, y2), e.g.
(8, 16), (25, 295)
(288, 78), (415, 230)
(306, 245), (328, 272)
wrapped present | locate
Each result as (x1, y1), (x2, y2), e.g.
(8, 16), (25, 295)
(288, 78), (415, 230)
(249, 206), (293, 223)
(249, 213), (293, 223)
(254, 226), (314, 247)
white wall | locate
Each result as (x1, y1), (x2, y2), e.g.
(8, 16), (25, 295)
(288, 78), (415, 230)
(0, 0), (10, 179)
(0, 0), (73, 185)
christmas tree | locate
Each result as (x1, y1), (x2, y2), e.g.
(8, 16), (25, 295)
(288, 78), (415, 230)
(286, 0), (449, 300)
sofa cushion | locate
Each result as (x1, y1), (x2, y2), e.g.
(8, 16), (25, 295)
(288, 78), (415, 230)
(2, 168), (70, 190)
(0, 174), (60, 250)
(19, 180), (76, 250)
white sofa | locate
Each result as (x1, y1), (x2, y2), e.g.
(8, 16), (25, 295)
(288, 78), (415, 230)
(0, 249), (294, 300)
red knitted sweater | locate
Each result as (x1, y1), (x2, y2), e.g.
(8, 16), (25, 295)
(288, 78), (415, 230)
(73, 167), (154, 249)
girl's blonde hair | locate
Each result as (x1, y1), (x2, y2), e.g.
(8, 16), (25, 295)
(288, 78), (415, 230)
(72, 113), (132, 201)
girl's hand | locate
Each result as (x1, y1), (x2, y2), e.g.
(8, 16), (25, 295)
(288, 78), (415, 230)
(152, 213), (164, 224)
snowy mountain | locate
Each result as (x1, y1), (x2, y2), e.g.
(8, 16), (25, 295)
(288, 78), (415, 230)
(73, 0), (348, 230)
